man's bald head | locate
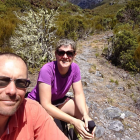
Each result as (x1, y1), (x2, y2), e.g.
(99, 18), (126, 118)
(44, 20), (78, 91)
(0, 53), (28, 77)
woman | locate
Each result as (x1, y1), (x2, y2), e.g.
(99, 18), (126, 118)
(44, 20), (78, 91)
(28, 39), (95, 139)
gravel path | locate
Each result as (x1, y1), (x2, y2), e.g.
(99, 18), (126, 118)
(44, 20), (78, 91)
(74, 32), (140, 140)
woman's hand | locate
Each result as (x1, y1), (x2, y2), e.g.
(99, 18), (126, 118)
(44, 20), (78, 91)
(82, 114), (96, 138)
(72, 118), (94, 139)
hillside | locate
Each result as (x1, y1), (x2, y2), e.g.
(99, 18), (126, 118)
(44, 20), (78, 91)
(0, 0), (140, 72)
(67, 0), (129, 9)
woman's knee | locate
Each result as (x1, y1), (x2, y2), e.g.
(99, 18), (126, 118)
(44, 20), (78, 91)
(58, 99), (82, 118)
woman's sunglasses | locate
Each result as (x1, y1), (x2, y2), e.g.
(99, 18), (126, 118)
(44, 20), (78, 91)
(56, 50), (75, 57)
(0, 76), (31, 89)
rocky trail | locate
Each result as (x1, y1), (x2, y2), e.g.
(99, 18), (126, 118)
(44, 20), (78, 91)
(28, 31), (140, 140)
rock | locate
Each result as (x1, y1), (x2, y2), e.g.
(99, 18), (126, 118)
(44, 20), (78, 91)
(120, 113), (125, 119)
(108, 120), (124, 132)
(135, 98), (140, 110)
(117, 86), (125, 91)
(124, 111), (138, 118)
(95, 126), (105, 138)
(103, 107), (122, 119)
(66, 92), (73, 97)
(95, 70), (102, 77)
(114, 132), (123, 138)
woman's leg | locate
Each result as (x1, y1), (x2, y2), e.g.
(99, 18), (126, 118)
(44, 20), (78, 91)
(58, 98), (89, 120)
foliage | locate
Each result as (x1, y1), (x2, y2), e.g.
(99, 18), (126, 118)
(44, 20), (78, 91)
(93, 0), (124, 17)
(134, 45), (140, 68)
(0, 0), (140, 73)
(0, 1), (7, 13)
(116, 0), (140, 29)
(102, 15), (117, 30)
(55, 14), (90, 40)
(0, 13), (18, 47)
(113, 23), (133, 34)
(58, 2), (81, 13)
(0, 46), (14, 53)
(10, 8), (57, 70)
(111, 30), (139, 71)
(5, 0), (31, 9)
(82, 9), (94, 16)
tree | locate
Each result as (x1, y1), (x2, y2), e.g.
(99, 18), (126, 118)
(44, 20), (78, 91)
(10, 8), (58, 70)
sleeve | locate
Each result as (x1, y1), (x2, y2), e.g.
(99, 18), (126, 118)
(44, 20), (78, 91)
(37, 64), (52, 85)
(33, 103), (68, 140)
(73, 63), (81, 83)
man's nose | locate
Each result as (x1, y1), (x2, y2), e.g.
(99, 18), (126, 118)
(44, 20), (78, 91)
(5, 81), (17, 95)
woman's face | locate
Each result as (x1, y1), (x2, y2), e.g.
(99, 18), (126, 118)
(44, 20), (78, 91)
(55, 45), (76, 69)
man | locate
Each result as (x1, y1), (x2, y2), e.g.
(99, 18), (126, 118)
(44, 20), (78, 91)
(0, 53), (68, 140)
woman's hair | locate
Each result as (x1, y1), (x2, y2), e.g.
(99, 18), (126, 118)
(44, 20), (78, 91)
(55, 39), (77, 52)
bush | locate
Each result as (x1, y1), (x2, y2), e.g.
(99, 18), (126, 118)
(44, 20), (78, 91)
(116, 0), (140, 29)
(5, 0), (31, 9)
(10, 8), (57, 69)
(134, 46), (140, 68)
(113, 23), (132, 34)
(55, 15), (87, 40)
(111, 30), (139, 71)
(0, 1), (7, 13)
(0, 15), (18, 47)
(0, 46), (14, 53)
(58, 2), (81, 13)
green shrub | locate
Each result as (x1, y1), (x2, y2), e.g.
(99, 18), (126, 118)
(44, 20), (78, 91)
(116, 0), (140, 29)
(134, 46), (140, 69)
(5, 0), (31, 9)
(0, 16), (18, 47)
(113, 23), (132, 34)
(111, 30), (139, 71)
(110, 79), (114, 82)
(115, 80), (119, 85)
(58, 2), (81, 13)
(102, 47), (108, 55)
(56, 15), (87, 40)
(67, 31), (78, 41)
(0, 46), (14, 53)
(0, 1), (7, 13)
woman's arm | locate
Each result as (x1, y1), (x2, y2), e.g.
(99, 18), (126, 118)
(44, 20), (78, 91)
(72, 80), (93, 128)
(39, 82), (76, 123)
(39, 82), (94, 139)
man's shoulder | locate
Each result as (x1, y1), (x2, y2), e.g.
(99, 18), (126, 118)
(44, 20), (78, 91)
(21, 98), (49, 120)
(23, 98), (45, 111)
(24, 98), (38, 103)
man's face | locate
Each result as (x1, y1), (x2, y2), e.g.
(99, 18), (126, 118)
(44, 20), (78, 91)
(0, 57), (27, 116)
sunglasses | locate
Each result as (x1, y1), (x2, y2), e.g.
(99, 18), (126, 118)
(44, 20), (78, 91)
(0, 76), (31, 89)
(57, 50), (75, 57)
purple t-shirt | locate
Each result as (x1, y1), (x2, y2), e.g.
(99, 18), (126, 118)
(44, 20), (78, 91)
(28, 61), (81, 102)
